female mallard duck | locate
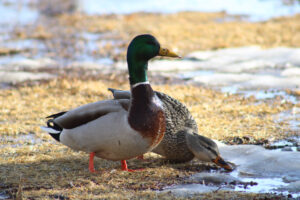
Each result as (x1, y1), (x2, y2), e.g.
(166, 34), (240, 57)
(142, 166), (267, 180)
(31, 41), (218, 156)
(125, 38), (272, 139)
(41, 34), (179, 172)
(108, 88), (232, 171)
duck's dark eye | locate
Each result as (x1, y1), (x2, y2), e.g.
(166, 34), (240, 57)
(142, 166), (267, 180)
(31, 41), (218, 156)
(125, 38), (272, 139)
(147, 41), (156, 46)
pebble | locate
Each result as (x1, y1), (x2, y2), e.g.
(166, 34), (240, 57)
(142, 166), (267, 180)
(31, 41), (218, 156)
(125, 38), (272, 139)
(281, 147), (293, 152)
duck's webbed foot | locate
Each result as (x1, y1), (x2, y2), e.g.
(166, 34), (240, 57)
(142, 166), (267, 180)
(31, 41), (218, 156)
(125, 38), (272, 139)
(121, 160), (144, 172)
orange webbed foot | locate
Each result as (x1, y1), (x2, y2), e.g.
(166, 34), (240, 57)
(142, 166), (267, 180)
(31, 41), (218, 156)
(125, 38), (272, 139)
(121, 160), (144, 172)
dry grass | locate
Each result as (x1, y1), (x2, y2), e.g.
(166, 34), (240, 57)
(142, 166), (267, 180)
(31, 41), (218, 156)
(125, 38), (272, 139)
(0, 78), (295, 199)
(2, 10), (299, 200)
(57, 12), (300, 58)
(0, 78), (294, 139)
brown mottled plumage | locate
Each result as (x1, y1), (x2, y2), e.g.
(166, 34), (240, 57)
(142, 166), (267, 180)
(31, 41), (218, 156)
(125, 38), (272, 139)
(152, 91), (197, 162)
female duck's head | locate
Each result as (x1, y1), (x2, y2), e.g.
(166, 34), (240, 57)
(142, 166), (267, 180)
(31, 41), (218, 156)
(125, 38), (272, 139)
(127, 34), (179, 85)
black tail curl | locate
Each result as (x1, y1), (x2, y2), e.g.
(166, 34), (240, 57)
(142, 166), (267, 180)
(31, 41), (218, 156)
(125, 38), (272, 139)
(45, 119), (61, 142)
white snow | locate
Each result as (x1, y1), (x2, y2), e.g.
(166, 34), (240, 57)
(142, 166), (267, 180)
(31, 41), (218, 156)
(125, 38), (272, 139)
(0, 71), (55, 83)
(162, 142), (300, 197)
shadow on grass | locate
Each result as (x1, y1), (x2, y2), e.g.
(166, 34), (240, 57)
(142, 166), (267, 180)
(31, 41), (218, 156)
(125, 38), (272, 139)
(0, 149), (221, 199)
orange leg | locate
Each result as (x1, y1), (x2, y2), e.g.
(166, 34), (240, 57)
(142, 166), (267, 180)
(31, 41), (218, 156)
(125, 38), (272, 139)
(89, 152), (96, 173)
(121, 160), (144, 172)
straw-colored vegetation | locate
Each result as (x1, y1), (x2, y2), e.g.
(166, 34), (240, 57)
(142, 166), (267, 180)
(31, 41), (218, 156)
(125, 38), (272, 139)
(0, 77), (295, 199)
(1, 8), (299, 199)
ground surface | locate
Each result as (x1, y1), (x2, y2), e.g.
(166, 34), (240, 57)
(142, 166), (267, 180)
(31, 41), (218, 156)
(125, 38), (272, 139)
(0, 77), (296, 199)
(0, 8), (299, 200)
(10, 10), (300, 61)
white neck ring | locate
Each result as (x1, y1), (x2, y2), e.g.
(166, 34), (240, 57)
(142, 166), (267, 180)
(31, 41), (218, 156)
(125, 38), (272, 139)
(131, 81), (150, 88)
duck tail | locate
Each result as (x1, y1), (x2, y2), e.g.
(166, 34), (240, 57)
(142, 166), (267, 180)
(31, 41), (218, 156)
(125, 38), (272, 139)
(40, 119), (63, 142)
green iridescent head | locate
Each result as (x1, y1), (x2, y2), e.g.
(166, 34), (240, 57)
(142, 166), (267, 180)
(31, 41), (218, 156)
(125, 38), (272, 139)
(127, 34), (179, 85)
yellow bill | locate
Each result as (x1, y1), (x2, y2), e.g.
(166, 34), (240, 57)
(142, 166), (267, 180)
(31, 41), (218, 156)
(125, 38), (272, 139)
(158, 47), (181, 58)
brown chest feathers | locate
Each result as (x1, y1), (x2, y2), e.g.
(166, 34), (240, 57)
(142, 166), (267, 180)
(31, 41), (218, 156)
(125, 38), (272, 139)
(128, 84), (166, 146)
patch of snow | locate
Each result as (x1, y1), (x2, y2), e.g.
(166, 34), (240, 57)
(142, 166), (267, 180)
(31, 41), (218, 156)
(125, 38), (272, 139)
(1, 58), (57, 71)
(163, 142), (300, 197)
(190, 172), (241, 184)
(281, 67), (300, 77)
(219, 144), (300, 179)
(0, 71), (55, 83)
(276, 181), (300, 193)
(162, 183), (231, 197)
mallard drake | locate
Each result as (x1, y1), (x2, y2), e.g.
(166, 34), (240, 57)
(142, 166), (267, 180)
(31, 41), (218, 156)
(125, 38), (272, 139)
(41, 34), (180, 172)
(108, 88), (232, 171)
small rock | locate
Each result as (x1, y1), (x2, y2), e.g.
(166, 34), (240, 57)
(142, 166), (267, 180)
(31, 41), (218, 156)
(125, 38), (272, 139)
(281, 147), (293, 152)
(233, 137), (243, 144)
(242, 136), (250, 142)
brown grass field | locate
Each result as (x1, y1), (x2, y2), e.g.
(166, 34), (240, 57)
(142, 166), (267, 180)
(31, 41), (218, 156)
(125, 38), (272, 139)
(1, 10), (299, 199)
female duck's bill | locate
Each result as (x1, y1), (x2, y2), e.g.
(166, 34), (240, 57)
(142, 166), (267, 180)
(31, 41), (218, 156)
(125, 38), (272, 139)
(41, 34), (180, 173)
(213, 156), (233, 171)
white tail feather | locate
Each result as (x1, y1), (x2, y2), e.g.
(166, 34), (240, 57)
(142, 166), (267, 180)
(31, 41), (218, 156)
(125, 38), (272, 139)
(40, 126), (60, 134)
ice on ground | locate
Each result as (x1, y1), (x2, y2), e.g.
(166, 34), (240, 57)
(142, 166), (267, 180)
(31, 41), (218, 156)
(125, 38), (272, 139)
(186, 47), (300, 71)
(163, 183), (231, 196)
(143, 47), (300, 90)
(163, 142), (300, 197)
(218, 143), (300, 179)
(240, 75), (300, 89)
(281, 67), (300, 77)
(0, 58), (57, 71)
(277, 181), (300, 193)
(2, 47), (300, 92)
(190, 172), (241, 184)
(150, 47), (300, 73)
(0, 58), (59, 84)
(0, 71), (55, 84)
(191, 73), (300, 89)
